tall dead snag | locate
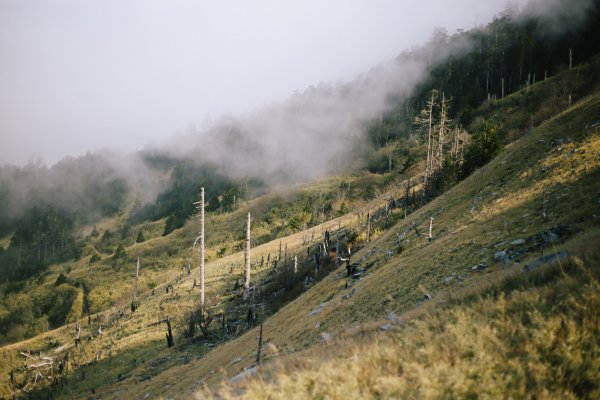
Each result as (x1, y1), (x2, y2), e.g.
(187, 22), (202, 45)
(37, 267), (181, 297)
(278, 240), (282, 262)
(199, 187), (205, 307)
(293, 255), (298, 274)
(541, 189), (548, 221)
(569, 48), (573, 70)
(436, 93), (451, 172)
(366, 212), (372, 243)
(256, 318), (264, 364)
(75, 322), (81, 347)
(131, 258), (140, 312)
(415, 90), (438, 184)
(405, 178), (410, 218)
(244, 212), (251, 292)
(428, 217), (434, 242)
(165, 317), (174, 347)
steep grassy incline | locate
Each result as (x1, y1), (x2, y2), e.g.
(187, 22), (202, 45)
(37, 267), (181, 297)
(120, 91), (600, 399)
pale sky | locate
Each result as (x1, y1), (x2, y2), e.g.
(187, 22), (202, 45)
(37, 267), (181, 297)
(0, 0), (527, 166)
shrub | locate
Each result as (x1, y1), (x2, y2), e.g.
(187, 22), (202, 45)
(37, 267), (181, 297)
(89, 253), (101, 264)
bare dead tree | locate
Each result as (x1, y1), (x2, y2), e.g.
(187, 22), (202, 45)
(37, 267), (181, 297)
(244, 212), (251, 291)
(131, 258), (140, 312)
(165, 317), (174, 347)
(75, 322), (81, 348)
(405, 178), (410, 219)
(199, 187), (205, 307)
(428, 217), (434, 242)
(293, 255), (298, 274)
(278, 240), (282, 262)
(366, 212), (372, 243)
(569, 48), (573, 70)
(415, 90), (438, 184)
(436, 92), (451, 172)
(17, 351), (56, 394)
(256, 318), (264, 364)
(542, 190), (548, 220)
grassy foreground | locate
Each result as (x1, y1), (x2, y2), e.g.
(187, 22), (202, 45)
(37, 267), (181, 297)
(209, 235), (600, 399)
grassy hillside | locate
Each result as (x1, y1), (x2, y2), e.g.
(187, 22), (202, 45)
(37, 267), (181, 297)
(1, 46), (599, 400)
(184, 83), (600, 399)
(0, 168), (412, 398)
(1, 60), (595, 399)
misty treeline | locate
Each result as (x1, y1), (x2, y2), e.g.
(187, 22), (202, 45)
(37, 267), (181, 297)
(127, 156), (264, 236)
(361, 0), (599, 192)
(0, 153), (127, 236)
(0, 154), (129, 282)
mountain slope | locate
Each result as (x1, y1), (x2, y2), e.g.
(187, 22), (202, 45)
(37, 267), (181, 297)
(90, 72), (600, 398)
(1, 32), (600, 400)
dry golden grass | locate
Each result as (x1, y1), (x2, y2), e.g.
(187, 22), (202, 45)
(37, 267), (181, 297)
(209, 247), (600, 400)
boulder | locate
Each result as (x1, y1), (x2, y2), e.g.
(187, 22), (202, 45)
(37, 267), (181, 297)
(471, 263), (487, 271)
(494, 250), (510, 263)
(308, 303), (325, 317)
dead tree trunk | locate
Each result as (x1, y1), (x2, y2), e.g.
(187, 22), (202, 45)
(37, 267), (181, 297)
(278, 240), (282, 262)
(131, 258), (140, 312)
(405, 178), (410, 219)
(541, 190), (548, 220)
(165, 318), (174, 347)
(416, 90), (437, 184)
(293, 255), (298, 274)
(437, 92), (450, 172)
(75, 322), (81, 348)
(256, 318), (264, 364)
(366, 212), (371, 243)
(428, 217), (434, 241)
(569, 48), (573, 70)
(244, 212), (251, 291)
(200, 188), (206, 307)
